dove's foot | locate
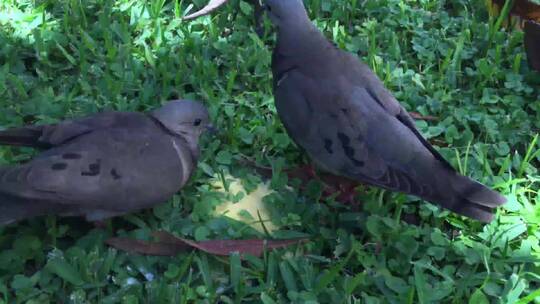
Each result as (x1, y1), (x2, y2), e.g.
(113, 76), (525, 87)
(286, 164), (363, 206)
(333, 182), (360, 206)
(285, 164), (318, 181)
(320, 175), (362, 206)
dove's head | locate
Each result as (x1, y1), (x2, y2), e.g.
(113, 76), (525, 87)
(152, 100), (213, 142)
(263, 0), (309, 27)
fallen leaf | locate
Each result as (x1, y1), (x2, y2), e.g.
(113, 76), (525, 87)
(106, 231), (307, 257)
(105, 237), (189, 256)
(428, 137), (450, 147)
(409, 112), (438, 121)
(155, 231), (307, 256)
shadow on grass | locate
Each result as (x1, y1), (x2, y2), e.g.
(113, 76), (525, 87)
(0, 0), (225, 127)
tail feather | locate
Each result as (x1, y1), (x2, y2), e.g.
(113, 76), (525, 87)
(0, 195), (47, 225)
(452, 174), (507, 207)
(438, 173), (507, 223)
(0, 126), (46, 148)
(444, 198), (495, 223)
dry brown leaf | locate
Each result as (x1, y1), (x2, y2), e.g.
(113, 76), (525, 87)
(106, 231), (307, 257)
(105, 237), (189, 256)
(409, 112), (438, 121)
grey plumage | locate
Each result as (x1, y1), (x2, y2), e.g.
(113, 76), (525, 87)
(265, 0), (506, 222)
(0, 100), (211, 225)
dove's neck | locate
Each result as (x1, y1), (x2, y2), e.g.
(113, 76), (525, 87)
(148, 114), (200, 160)
(181, 136), (201, 160)
(276, 20), (331, 56)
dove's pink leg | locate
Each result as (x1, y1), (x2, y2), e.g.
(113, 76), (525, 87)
(319, 174), (362, 206)
(285, 164), (318, 181)
(240, 158), (362, 206)
(286, 164), (362, 206)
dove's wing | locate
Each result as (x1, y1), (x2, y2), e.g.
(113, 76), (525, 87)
(274, 70), (430, 193)
(0, 112), (149, 148)
(273, 65), (504, 222)
(0, 127), (191, 223)
(346, 57), (455, 169)
(0, 100), (210, 225)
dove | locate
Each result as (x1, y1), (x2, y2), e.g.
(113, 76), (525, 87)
(266, 0), (506, 222)
(0, 100), (212, 225)
(186, 0), (507, 222)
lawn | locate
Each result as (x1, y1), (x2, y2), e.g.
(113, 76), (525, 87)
(0, 0), (539, 303)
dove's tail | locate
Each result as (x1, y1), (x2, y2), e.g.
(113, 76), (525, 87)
(0, 126), (45, 147)
(0, 165), (59, 225)
(438, 173), (506, 223)
(0, 194), (47, 226)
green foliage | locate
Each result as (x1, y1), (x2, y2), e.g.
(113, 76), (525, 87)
(0, 0), (539, 302)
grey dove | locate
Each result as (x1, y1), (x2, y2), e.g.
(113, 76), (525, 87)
(0, 100), (212, 225)
(186, 0), (507, 222)
(266, 0), (506, 222)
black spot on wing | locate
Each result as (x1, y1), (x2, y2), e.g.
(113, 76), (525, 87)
(324, 139), (333, 154)
(81, 159), (101, 176)
(89, 163), (100, 172)
(110, 168), (122, 180)
(81, 171), (99, 177)
(337, 132), (364, 167)
(51, 163), (68, 170)
(62, 153), (82, 159)
(337, 132), (349, 145)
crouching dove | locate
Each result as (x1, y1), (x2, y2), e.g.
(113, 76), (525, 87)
(0, 100), (212, 225)
(186, 0), (507, 222)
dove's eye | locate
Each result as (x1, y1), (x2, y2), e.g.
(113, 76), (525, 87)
(193, 119), (202, 126)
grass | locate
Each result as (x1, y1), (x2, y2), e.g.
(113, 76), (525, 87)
(0, 0), (539, 302)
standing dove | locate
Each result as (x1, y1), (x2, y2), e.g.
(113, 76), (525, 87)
(185, 0), (507, 222)
(266, 0), (506, 222)
(0, 100), (212, 225)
